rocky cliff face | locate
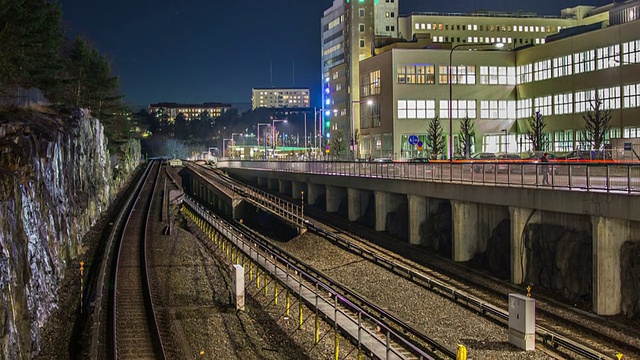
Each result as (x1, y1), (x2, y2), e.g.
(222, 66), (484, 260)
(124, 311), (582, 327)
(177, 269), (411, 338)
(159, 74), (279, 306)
(0, 108), (140, 359)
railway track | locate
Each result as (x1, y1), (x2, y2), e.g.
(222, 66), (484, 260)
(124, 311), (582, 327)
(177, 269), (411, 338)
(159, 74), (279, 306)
(192, 162), (640, 359)
(111, 160), (166, 359)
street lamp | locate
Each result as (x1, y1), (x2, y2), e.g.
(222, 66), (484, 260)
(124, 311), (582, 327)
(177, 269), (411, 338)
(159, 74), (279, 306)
(272, 119), (287, 158)
(502, 129), (508, 153)
(351, 99), (373, 161)
(257, 123), (269, 160)
(449, 42), (504, 161)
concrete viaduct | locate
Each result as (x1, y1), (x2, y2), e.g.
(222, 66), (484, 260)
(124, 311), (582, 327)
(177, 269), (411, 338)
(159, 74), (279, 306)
(214, 165), (639, 317)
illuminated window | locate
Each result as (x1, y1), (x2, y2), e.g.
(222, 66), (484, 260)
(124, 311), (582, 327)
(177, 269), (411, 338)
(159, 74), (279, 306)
(517, 98), (532, 119)
(534, 96), (552, 116)
(574, 50), (595, 74)
(534, 59), (551, 81)
(575, 89), (596, 113)
(439, 100), (477, 119)
(480, 100), (515, 119)
(596, 44), (620, 70)
(623, 83), (640, 108)
(554, 93), (573, 115)
(397, 100), (436, 119)
(598, 86), (621, 110)
(622, 40), (640, 64)
(553, 55), (572, 78)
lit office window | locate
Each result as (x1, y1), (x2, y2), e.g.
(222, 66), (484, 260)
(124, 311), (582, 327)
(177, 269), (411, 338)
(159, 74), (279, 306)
(553, 55), (573, 78)
(575, 89), (596, 113)
(574, 50), (595, 74)
(397, 100), (436, 119)
(479, 66), (515, 85)
(554, 131), (574, 152)
(622, 40), (640, 64)
(517, 99), (532, 119)
(480, 100), (514, 119)
(596, 44), (620, 70)
(439, 100), (476, 119)
(554, 93), (574, 115)
(624, 127), (640, 138)
(415, 23), (420, 30)
(534, 96), (552, 116)
(517, 64), (532, 84)
(623, 83), (640, 108)
(534, 59), (552, 81)
(397, 64), (435, 84)
(598, 86), (621, 109)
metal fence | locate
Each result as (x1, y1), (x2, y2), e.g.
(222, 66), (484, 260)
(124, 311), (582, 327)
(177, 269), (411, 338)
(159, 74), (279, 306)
(218, 160), (640, 194)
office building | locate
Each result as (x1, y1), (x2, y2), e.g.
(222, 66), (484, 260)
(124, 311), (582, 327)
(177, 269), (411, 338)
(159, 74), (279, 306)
(251, 88), (310, 109)
(356, 1), (640, 160)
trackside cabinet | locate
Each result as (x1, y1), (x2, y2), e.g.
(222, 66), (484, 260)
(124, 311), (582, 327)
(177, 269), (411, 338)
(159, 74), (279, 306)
(508, 293), (536, 351)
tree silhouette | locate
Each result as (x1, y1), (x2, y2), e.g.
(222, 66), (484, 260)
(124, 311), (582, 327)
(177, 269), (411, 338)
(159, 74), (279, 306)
(331, 130), (347, 159)
(426, 116), (445, 159)
(457, 116), (475, 158)
(527, 111), (548, 152)
(581, 94), (611, 157)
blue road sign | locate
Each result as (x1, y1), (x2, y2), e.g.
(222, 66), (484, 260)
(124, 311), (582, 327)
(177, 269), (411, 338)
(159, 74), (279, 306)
(408, 135), (419, 145)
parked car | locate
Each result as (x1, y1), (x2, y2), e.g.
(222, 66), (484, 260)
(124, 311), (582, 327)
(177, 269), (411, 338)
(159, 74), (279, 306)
(471, 152), (497, 173)
(372, 157), (393, 163)
(409, 157), (430, 163)
(496, 153), (521, 173)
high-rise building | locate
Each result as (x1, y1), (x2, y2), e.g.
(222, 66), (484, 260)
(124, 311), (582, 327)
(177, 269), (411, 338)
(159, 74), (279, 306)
(251, 88), (310, 109)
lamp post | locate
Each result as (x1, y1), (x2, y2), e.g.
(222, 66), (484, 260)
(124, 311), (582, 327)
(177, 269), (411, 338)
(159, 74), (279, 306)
(257, 123), (268, 160)
(272, 119), (287, 158)
(350, 99), (373, 161)
(449, 42), (504, 161)
(502, 129), (508, 153)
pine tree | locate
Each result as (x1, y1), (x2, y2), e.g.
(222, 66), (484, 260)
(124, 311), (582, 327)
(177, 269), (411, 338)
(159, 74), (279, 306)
(426, 116), (445, 159)
(527, 111), (548, 152)
(457, 116), (475, 158)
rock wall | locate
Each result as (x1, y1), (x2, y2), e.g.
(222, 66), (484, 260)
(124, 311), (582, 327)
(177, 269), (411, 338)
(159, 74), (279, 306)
(0, 109), (140, 359)
(621, 241), (640, 318)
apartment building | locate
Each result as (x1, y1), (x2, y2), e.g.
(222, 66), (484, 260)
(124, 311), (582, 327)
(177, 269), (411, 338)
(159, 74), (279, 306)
(357, 3), (640, 160)
(148, 102), (231, 123)
(251, 88), (310, 109)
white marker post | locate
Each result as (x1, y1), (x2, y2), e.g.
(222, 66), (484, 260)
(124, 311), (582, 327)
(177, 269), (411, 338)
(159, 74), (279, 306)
(232, 264), (245, 311)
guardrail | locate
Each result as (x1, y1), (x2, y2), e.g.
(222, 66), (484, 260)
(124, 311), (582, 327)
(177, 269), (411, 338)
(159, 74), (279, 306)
(218, 160), (640, 194)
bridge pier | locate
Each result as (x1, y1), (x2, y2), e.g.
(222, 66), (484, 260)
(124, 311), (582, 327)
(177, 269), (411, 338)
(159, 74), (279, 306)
(267, 178), (278, 191)
(510, 207), (538, 285)
(257, 176), (267, 187)
(279, 179), (291, 196)
(407, 195), (427, 245)
(452, 200), (480, 262)
(592, 216), (629, 315)
(306, 183), (324, 205)
(348, 188), (370, 222)
(292, 181), (306, 200)
(374, 191), (403, 232)
(326, 186), (346, 213)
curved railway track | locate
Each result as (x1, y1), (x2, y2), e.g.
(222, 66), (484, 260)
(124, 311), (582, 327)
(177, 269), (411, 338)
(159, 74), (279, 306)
(193, 162), (640, 360)
(110, 160), (166, 359)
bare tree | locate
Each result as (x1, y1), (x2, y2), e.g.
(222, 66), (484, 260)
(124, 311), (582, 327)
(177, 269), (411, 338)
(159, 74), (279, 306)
(330, 129), (347, 159)
(457, 116), (475, 158)
(527, 111), (548, 152)
(581, 94), (611, 157)
(426, 116), (445, 159)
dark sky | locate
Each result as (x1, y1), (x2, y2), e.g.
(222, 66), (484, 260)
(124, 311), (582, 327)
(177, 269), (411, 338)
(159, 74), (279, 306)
(59, 0), (612, 109)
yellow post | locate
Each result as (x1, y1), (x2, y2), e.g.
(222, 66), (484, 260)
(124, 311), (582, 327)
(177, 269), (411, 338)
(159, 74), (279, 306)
(256, 269), (261, 288)
(286, 292), (290, 317)
(527, 286), (532, 298)
(274, 283), (278, 305)
(315, 315), (320, 344)
(249, 263), (254, 281)
(617, 353), (624, 360)
(334, 332), (339, 360)
(79, 261), (84, 314)
(457, 344), (467, 360)
(298, 302), (303, 329)
(263, 273), (268, 296)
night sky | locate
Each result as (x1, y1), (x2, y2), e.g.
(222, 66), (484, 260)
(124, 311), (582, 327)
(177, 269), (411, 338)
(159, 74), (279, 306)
(59, 0), (612, 109)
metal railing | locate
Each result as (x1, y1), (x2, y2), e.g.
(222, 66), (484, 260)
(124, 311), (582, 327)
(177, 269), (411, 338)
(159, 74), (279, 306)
(218, 160), (640, 194)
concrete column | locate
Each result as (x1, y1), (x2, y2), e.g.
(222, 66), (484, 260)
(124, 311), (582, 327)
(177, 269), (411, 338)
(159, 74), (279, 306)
(452, 200), (480, 262)
(348, 188), (369, 222)
(278, 179), (291, 195)
(374, 191), (389, 231)
(307, 183), (324, 205)
(267, 178), (278, 191)
(257, 176), (267, 187)
(407, 195), (427, 245)
(509, 207), (538, 285)
(326, 186), (346, 213)
(292, 181), (306, 200)
(592, 216), (629, 315)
